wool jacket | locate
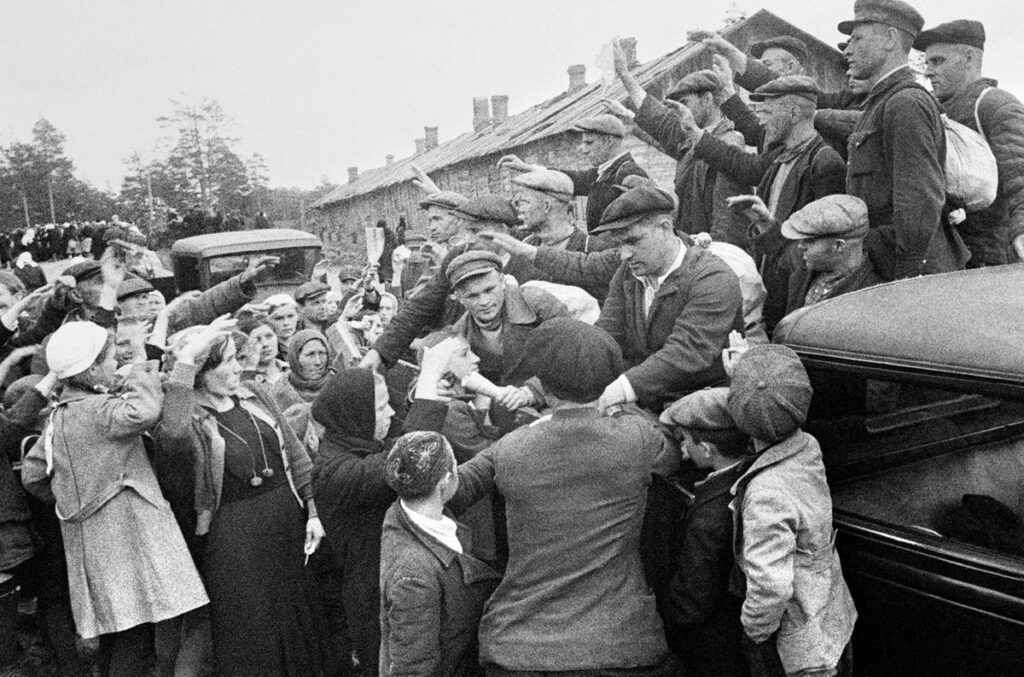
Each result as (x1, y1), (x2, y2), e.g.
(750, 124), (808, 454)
(847, 67), (968, 280)
(940, 78), (1024, 265)
(451, 407), (672, 671)
(730, 431), (857, 675)
(785, 256), (885, 317)
(378, 502), (500, 677)
(558, 153), (648, 233)
(635, 95), (752, 249)
(533, 246), (742, 409)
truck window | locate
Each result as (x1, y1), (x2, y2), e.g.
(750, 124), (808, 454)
(207, 248), (317, 287)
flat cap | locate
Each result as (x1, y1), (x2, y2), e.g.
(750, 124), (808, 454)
(593, 177), (676, 235)
(750, 36), (809, 64)
(749, 75), (821, 104)
(781, 195), (869, 240)
(62, 260), (102, 283)
(453, 195), (520, 227)
(914, 20), (985, 51)
(294, 280), (330, 304)
(728, 345), (812, 443)
(418, 190), (468, 211)
(402, 230), (428, 244)
(668, 70), (723, 100)
(446, 250), (502, 288)
(660, 387), (736, 430)
(524, 318), (623, 404)
(512, 169), (575, 201)
(116, 276), (155, 302)
(838, 0), (925, 38)
(570, 114), (626, 138)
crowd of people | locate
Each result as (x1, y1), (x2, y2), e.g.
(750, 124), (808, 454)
(0, 1), (1022, 676)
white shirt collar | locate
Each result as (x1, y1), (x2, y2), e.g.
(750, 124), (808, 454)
(636, 237), (687, 291)
(400, 500), (462, 554)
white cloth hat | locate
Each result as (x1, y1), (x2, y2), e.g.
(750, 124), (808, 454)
(46, 322), (110, 379)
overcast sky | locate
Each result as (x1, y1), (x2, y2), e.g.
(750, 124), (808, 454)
(3, 0), (1021, 192)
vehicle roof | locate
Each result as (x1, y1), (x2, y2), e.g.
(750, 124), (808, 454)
(774, 265), (1024, 385)
(171, 229), (321, 257)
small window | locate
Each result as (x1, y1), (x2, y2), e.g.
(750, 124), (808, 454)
(205, 248), (317, 288)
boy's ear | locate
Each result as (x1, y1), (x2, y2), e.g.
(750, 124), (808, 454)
(68, 288), (84, 304)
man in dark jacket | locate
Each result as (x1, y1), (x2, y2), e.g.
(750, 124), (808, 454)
(485, 179), (744, 413)
(916, 19), (1024, 265)
(612, 44), (752, 249)
(512, 169), (607, 253)
(497, 114), (648, 234)
(841, 0), (969, 280)
(685, 76), (847, 329)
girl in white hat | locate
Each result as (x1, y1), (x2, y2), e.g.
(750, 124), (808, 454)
(21, 321), (210, 676)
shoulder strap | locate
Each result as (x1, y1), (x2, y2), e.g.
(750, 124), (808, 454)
(974, 86), (995, 143)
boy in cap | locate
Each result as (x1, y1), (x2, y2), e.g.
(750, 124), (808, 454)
(656, 387), (751, 677)
(497, 114), (648, 233)
(916, 19), (1024, 266)
(780, 194), (883, 314)
(610, 42), (752, 249)
(727, 345), (856, 677)
(378, 430), (500, 677)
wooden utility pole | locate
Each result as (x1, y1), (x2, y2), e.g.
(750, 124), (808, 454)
(21, 192), (31, 229)
(47, 175), (57, 224)
(146, 170), (156, 238)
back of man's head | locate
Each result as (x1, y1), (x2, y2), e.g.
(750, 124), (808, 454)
(524, 318), (622, 404)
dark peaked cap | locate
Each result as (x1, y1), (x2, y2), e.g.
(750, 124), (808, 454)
(592, 177), (676, 235)
(838, 0), (925, 38)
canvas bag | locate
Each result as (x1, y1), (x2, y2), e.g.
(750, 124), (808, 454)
(943, 87), (998, 211)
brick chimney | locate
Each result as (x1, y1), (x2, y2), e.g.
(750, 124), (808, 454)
(414, 138), (425, 154)
(567, 64), (587, 93)
(621, 37), (639, 68)
(347, 167), (359, 183)
(472, 97), (492, 132)
(491, 95), (509, 124)
(424, 126), (439, 150)
(385, 154), (394, 166)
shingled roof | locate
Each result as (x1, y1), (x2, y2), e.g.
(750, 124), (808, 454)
(312, 9), (841, 209)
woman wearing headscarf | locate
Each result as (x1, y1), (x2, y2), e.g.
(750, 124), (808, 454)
(21, 322), (208, 677)
(158, 322), (325, 677)
(276, 328), (334, 454)
(312, 337), (505, 674)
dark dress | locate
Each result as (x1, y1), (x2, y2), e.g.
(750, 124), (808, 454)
(201, 402), (321, 677)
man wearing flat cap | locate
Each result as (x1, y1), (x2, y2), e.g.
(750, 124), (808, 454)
(840, 0), (969, 280)
(780, 194), (883, 315)
(497, 114), (648, 234)
(511, 169), (606, 253)
(676, 75), (846, 330)
(486, 179), (744, 412)
(917, 19), (1024, 266)
(610, 47), (752, 250)
(445, 250), (567, 392)
(294, 280), (333, 334)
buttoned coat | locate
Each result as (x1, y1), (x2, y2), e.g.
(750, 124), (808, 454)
(21, 363), (209, 639)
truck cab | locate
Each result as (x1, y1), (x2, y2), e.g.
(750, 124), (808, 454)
(169, 229), (322, 302)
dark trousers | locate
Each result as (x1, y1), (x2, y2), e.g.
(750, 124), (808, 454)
(743, 634), (853, 677)
(483, 653), (678, 677)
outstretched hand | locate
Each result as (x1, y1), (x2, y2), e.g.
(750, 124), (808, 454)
(600, 98), (635, 121)
(496, 154), (542, 173)
(726, 195), (772, 223)
(239, 255), (279, 285)
(410, 164), (441, 194)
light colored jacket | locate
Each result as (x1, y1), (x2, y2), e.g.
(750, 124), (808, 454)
(730, 430), (856, 675)
(21, 363), (208, 638)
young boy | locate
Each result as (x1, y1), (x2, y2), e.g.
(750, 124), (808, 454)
(727, 344), (856, 677)
(658, 387), (752, 677)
